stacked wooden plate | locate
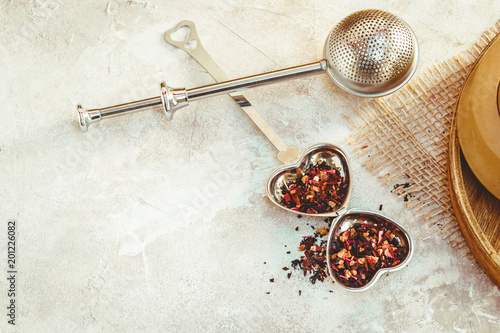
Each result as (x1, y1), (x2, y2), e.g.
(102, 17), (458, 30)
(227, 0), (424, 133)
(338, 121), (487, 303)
(449, 34), (500, 287)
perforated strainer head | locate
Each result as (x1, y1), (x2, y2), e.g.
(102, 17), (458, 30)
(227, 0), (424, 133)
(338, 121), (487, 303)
(324, 9), (419, 97)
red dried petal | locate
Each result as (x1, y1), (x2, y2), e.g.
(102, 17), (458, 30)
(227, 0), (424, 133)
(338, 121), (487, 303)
(365, 255), (379, 265)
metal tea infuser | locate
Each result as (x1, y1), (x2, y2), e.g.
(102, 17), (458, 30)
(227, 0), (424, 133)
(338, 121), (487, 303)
(77, 9), (419, 132)
(163, 21), (350, 216)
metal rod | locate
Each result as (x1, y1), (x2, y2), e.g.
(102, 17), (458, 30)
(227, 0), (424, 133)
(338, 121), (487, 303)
(97, 96), (162, 119)
(77, 61), (327, 132)
(186, 61), (326, 101)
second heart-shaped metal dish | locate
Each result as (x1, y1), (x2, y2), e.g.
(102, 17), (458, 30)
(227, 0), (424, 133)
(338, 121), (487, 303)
(326, 210), (413, 291)
(266, 143), (413, 291)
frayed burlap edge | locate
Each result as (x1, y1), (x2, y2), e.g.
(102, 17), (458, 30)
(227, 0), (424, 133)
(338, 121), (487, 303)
(345, 21), (500, 260)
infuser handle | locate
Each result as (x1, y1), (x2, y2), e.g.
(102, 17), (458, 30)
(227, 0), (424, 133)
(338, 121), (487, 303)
(164, 20), (227, 83)
(164, 20), (300, 164)
(77, 44), (326, 133)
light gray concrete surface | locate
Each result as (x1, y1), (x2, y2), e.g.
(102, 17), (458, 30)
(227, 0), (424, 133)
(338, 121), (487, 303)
(1, 0), (500, 332)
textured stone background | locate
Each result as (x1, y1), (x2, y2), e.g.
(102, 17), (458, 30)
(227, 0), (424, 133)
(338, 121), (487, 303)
(1, 0), (500, 332)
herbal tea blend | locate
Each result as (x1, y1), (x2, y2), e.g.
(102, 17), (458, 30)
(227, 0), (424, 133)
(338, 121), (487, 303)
(279, 161), (349, 214)
(291, 225), (331, 284)
(329, 221), (408, 287)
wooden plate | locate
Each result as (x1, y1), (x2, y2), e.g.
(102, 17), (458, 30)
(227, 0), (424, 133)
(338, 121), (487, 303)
(455, 34), (500, 199)
(449, 35), (500, 287)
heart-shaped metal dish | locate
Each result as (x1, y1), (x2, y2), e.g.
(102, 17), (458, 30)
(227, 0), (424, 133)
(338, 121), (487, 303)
(326, 209), (413, 292)
(266, 143), (352, 217)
